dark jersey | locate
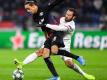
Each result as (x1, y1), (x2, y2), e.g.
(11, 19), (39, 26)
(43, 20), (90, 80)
(32, 0), (64, 38)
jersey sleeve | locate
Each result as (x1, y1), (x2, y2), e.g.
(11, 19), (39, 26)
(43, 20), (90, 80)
(60, 17), (64, 24)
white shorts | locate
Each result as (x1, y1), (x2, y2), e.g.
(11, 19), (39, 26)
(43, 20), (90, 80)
(60, 39), (72, 61)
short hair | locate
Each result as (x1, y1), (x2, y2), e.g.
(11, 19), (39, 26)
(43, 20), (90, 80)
(25, 0), (37, 5)
(67, 8), (77, 17)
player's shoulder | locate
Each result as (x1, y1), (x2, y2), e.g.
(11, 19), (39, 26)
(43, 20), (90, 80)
(60, 17), (65, 23)
(60, 17), (65, 21)
(70, 20), (75, 25)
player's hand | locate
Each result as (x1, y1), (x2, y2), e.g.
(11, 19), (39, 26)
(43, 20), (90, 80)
(36, 24), (46, 27)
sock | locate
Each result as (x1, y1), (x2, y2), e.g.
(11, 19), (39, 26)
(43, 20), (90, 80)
(73, 64), (86, 76)
(57, 50), (79, 60)
(23, 53), (38, 65)
(44, 57), (59, 77)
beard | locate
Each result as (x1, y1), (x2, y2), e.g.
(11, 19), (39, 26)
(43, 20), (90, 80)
(65, 17), (73, 22)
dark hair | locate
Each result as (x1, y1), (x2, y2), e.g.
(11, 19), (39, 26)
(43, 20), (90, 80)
(67, 8), (77, 17)
(25, 0), (37, 5)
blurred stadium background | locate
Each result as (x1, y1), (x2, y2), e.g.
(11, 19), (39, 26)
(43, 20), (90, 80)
(0, 0), (107, 80)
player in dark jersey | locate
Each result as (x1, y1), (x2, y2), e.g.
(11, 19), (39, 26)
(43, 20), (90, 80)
(14, 0), (85, 80)
(24, 1), (66, 79)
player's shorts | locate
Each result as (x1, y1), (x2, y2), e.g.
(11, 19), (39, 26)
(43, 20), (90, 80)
(44, 35), (53, 49)
(60, 38), (72, 61)
(51, 35), (65, 47)
(44, 31), (65, 49)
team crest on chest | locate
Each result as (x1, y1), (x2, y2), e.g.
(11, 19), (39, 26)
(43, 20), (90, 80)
(40, 12), (44, 16)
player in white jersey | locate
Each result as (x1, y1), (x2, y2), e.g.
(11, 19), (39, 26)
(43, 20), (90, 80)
(45, 8), (95, 80)
(60, 17), (74, 60)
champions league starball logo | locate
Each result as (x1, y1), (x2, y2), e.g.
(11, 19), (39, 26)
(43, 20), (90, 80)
(11, 30), (25, 50)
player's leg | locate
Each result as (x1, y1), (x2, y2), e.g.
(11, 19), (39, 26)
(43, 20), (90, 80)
(57, 49), (85, 65)
(43, 38), (60, 80)
(14, 48), (43, 69)
(61, 39), (95, 80)
(23, 48), (43, 65)
(62, 56), (95, 80)
(62, 57), (85, 75)
(59, 41), (84, 74)
(50, 37), (85, 65)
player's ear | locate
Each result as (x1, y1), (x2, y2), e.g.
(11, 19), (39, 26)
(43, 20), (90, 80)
(73, 16), (76, 19)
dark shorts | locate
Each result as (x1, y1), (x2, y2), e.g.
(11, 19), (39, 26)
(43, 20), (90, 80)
(44, 31), (65, 49)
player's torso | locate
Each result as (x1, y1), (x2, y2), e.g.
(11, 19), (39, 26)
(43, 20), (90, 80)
(33, 8), (54, 37)
(32, 9), (65, 39)
(60, 17), (75, 40)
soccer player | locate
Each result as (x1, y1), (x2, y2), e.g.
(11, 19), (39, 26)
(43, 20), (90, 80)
(44, 8), (95, 80)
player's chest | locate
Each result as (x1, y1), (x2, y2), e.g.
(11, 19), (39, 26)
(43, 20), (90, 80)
(33, 12), (45, 24)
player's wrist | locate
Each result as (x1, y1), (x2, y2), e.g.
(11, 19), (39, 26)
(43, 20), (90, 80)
(46, 24), (50, 27)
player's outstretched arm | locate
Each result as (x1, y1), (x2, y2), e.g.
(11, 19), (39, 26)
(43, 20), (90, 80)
(46, 24), (74, 31)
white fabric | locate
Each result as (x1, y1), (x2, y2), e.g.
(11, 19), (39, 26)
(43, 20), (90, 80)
(41, 45), (44, 48)
(23, 53), (37, 65)
(73, 64), (86, 76)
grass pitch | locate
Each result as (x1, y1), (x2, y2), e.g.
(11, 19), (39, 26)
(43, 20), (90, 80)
(0, 49), (107, 80)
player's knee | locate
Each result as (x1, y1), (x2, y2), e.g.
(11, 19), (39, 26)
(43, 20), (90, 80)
(51, 45), (59, 54)
(42, 48), (50, 58)
(36, 48), (44, 57)
(65, 59), (74, 68)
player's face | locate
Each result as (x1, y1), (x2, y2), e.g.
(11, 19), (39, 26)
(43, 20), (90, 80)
(25, 3), (38, 14)
(65, 10), (75, 22)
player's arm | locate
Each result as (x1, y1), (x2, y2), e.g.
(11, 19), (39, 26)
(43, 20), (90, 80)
(46, 0), (64, 12)
(46, 23), (75, 31)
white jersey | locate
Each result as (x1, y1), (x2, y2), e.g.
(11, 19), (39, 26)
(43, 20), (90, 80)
(46, 17), (75, 61)
(60, 17), (75, 39)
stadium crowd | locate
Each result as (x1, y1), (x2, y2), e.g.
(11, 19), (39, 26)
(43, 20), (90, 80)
(0, 0), (107, 30)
